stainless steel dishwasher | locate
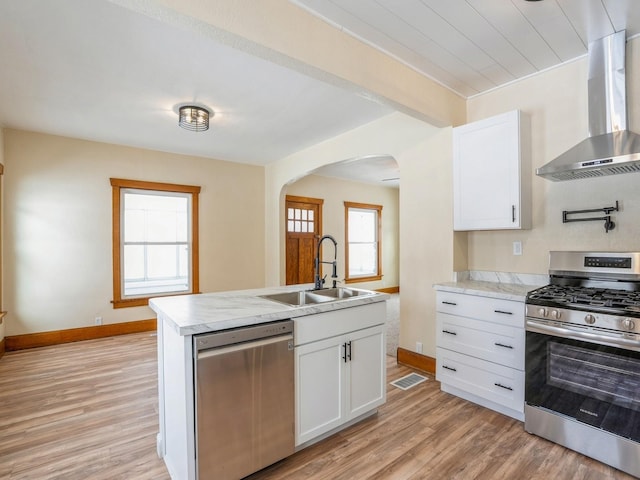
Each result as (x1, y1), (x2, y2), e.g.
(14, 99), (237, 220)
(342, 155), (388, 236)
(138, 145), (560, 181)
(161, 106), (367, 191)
(193, 320), (294, 480)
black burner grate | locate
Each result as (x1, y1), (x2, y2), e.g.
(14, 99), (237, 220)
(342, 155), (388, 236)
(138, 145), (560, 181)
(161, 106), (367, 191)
(528, 285), (640, 315)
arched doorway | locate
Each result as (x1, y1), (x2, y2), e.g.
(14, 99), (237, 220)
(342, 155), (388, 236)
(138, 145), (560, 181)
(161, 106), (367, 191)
(282, 154), (400, 290)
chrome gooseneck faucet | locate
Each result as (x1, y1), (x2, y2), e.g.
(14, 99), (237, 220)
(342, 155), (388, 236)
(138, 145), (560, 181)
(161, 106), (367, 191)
(314, 234), (338, 290)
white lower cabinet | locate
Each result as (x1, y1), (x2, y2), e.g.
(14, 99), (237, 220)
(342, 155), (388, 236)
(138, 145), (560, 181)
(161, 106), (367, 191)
(435, 291), (525, 421)
(295, 303), (386, 446)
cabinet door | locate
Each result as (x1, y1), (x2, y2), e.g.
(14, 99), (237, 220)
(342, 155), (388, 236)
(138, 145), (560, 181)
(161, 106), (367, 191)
(347, 325), (386, 419)
(295, 336), (344, 446)
(453, 110), (530, 230)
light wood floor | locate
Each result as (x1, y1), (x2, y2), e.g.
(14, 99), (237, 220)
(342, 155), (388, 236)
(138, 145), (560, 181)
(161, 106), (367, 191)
(0, 333), (635, 480)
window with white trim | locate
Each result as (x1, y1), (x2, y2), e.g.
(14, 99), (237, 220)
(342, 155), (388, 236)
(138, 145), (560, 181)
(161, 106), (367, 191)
(344, 202), (382, 283)
(111, 178), (200, 308)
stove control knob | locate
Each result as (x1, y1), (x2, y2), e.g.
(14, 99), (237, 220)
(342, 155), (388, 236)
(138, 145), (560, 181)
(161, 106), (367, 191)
(585, 314), (596, 325)
(550, 309), (561, 320)
(622, 318), (636, 330)
(538, 308), (548, 317)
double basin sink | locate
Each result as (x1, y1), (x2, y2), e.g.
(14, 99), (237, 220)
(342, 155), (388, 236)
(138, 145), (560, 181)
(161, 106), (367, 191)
(260, 287), (374, 307)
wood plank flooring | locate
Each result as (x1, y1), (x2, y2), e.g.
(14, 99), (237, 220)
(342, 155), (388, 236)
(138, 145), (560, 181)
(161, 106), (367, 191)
(0, 332), (167, 480)
(0, 332), (635, 480)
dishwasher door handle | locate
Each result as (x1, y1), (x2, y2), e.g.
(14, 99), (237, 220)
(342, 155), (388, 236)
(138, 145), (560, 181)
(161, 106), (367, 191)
(197, 334), (293, 360)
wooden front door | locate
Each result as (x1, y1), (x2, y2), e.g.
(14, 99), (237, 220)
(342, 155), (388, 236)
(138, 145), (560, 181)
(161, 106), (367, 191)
(285, 195), (323, 285)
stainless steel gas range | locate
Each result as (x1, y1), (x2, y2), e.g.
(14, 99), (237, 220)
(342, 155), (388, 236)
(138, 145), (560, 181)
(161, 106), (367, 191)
(525, 251), (640, 478)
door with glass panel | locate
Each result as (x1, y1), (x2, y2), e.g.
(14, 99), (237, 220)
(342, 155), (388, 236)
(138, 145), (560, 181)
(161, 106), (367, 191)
(285, 196), (323, 285)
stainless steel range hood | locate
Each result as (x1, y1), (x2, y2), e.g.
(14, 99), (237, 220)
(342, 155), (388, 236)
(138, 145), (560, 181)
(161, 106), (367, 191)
(537, 30), (640, 181)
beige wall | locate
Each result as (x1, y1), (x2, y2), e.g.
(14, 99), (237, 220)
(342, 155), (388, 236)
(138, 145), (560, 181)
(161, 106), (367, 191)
(0, 129), (4, 343)
(466, 37), (640, 275)
(285, 174), (399, 290)
(3, 129), (265, 336)
(398, 128), (455, 356)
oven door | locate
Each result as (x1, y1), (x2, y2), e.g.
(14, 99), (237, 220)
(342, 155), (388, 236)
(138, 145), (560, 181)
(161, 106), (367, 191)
(526, 319), (640, 442)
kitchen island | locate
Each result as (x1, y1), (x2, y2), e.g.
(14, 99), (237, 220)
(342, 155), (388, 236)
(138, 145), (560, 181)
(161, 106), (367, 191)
(150, 285), (388, 480)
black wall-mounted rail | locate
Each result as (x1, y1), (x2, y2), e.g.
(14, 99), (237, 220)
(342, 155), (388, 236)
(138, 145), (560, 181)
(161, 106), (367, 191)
(562, 200), (619, 233)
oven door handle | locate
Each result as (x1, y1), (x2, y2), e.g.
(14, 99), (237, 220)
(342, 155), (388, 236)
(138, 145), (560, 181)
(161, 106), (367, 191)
(526, 319), (640, 352)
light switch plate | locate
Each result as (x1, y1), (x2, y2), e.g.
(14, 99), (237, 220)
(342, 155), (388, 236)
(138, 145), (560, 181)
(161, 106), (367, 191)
(513, 241), (522, 256)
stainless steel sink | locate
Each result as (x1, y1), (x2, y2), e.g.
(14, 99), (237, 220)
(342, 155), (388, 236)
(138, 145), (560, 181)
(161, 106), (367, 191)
(312, 287), (374, 299)
(260, 287), (375, 306)
(259, 290), (335, 306)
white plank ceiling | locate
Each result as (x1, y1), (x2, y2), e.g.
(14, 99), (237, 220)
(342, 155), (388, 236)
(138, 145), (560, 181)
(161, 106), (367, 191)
(291, 0), (640, 97)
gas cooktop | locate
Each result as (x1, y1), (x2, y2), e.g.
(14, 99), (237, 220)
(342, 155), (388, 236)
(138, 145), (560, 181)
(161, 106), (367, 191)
(527, 252), (640, 318)
(527, 284), (640, 317)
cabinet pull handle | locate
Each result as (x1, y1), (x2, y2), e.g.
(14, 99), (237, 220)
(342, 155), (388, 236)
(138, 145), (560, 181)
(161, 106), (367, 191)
(494, 309), (513, 315)
(442, 301), (457, 306)
(442, 330), (457, 336)
(442, 365), (457, 372)
(494, 342), (513, 349)
(512, 205), (516, 223)
(347, 341), (352, 361)
(342, 343), (348, 363)
(495, 382), (513, 391)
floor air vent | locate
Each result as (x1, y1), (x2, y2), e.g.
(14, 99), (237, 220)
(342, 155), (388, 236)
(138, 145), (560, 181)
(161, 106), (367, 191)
(390, 373), (427, 390)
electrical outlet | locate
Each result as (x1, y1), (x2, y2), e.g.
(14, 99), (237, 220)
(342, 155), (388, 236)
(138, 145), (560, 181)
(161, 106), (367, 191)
(416, 342), (423, 354)
(513, 241), (522, 256)
(95, 316), (103, 326)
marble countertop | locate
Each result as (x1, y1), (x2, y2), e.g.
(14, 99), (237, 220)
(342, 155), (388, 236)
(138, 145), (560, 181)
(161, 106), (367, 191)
(433, 279), (540, 302)
(433, 270), (547, 302)
(149, 285), (389, 336)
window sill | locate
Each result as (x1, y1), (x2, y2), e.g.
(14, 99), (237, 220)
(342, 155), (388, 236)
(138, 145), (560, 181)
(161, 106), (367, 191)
(345, 275), (383, 284)
(112, 291), (200, 309)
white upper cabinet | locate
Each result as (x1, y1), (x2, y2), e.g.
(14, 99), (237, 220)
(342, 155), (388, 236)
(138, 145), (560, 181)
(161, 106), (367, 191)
(453, 110), (531, 231)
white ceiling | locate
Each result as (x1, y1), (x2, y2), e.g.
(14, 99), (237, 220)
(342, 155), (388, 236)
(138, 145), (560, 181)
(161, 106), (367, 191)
(2, 1), (640, 187)
(312, 154), (400, 188)
(292, 0), (640, 98)
(0, 0), (392, 166)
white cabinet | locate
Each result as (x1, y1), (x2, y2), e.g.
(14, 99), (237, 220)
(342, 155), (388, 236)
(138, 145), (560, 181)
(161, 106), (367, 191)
(435, 290), (525, 421)
(295, 303), (386, 446)
(453, 109), (531, 231)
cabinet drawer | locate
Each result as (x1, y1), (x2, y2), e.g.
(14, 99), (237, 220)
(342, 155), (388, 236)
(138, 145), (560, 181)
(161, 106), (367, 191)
(295, 302), (385, 346)
(436, 291), (524, 327)
(436, 347), (524, 413)
(437, 313), (524, 370)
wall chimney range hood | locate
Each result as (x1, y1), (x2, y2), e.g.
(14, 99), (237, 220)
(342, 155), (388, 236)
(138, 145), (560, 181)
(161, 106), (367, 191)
(537, 30), (640, 181)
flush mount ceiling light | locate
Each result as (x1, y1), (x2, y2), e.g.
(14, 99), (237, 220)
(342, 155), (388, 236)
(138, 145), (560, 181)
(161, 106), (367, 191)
(178, 105), (211, 132)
